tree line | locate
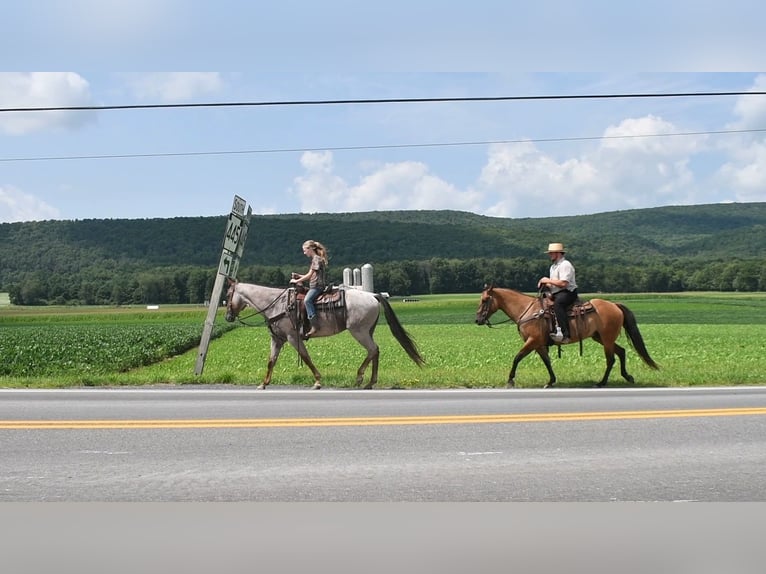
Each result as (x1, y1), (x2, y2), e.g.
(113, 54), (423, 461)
(7, 255), (765, 306)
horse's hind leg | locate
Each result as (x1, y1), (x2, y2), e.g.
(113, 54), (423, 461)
(349, 328), (379, 389)
(594, 334), (617, 388)
(614, 343), (634, 384)
(360, 349), (380, 390)
(356, 339), (380, 389)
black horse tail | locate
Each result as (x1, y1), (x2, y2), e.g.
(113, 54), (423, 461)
(617, 303), (660, 370)
(375, 294), (425, 367)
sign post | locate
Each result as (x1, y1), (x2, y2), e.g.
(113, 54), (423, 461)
(194, 195), (252, 376)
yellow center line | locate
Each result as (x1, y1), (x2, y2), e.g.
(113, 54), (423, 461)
(1, 407), (765, 429)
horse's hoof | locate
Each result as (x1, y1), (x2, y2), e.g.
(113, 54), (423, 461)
(313, 382), (322, 390)
(544, 383), (555, 389)
(256, 384), (266, 390)
(506, 381), (515, 388)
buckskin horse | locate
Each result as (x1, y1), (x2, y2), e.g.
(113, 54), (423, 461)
(475, 285), (659, 388)
(224, 279), (424, 389)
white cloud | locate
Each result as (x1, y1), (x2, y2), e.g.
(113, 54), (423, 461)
(0, 72), (94, 135)
(289, 100), (766, 219)
(708, 75), (766, 203)
(475, 115), (712, 217)
(127, 73), (224, 102)
(0, 185), (61, 223)
(291, 103), (735, 218)
(708, 74), (766, 203)
(477, 142), (602, 217)
(730, 74), (766, 129)
(601, 114), (705, 156)
(292, 151), (482, 213)
(291, 151), (351, 210)
(718, 140), (766, 201)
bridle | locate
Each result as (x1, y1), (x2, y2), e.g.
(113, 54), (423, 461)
(227, 286), (291, 327)
(477, 291), (512, 327)
(477, 294), (493, 325)
(478, 290), (538, 328)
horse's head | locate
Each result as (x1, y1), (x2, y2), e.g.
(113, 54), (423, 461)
(224, 279), (246, 322)
(475, 283), (498, 326)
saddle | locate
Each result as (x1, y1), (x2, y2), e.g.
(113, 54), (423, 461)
(292, 284), (344, 306)
(289, 284), (346, 333)
(540, 292), (595, 336)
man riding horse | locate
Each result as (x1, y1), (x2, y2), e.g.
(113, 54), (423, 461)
(537, 242), (578, 344)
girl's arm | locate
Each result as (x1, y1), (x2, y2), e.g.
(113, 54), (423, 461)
(292, 268), (316, 283)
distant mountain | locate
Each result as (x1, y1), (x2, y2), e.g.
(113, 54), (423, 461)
(1, 202), (764, 301)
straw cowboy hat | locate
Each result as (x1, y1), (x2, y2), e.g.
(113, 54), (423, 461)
(545, 242), (566, 253)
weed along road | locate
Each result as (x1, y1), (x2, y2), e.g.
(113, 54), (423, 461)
(1, 387), (766, 501)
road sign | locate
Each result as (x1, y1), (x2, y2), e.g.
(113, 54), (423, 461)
(222, 213), (244, 254)
(231, 195), (247, 217)
(235, 216), (249, 258)
(195, 196), (252, 376)
(217, 248), (240, 279)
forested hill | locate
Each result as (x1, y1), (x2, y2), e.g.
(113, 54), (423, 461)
(1, 202), (765, 304)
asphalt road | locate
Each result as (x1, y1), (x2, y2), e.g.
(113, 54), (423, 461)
(2, 386), (766, 501)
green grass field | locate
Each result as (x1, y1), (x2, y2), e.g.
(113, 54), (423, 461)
(1, 292), (765, 389)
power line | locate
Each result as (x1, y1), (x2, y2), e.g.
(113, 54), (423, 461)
(2, 127), (765, 163)
(2, 91), (766, 113)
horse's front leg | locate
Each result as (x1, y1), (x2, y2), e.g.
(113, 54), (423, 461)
(289, 335), (323, 390)
(507, 338), (537, 388)
(259, 336), (285, 390)
(535, 347), (557, 388)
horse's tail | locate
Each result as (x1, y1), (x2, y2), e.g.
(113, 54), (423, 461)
(375, 294), (425, 367)
(617, 303), (660, 370)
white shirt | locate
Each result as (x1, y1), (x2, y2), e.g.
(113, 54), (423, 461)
(549, 257), (577, 293)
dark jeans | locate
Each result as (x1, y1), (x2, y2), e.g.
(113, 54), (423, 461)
(552, 289), (577, 336)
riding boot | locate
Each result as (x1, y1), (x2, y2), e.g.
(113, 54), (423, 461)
(305, 316), (320, 339)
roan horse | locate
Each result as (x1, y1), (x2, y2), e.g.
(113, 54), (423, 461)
(224, 280), (425, 389)
(475, 285), (659, 388)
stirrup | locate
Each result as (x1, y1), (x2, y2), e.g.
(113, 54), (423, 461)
(304, 317), (319, 340)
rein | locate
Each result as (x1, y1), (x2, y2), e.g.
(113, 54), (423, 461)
(483, 295), (539, 328)
(236, 312), (268, 327)
(516, 299), (544, 325)
(484, 315), (513, 327)
(234, 287), (291, 327)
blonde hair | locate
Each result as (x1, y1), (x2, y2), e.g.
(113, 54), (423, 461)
(303, 240), (328, 264)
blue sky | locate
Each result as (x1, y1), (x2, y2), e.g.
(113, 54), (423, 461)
(2, 4), (766, 223)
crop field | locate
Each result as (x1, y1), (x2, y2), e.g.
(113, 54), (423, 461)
(1, 292), (765, 389)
